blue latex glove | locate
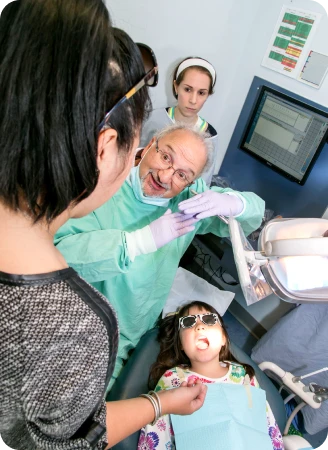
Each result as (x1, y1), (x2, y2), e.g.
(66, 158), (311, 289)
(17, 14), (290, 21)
(178, 190), (244, 219)
(149, 209), (199, 249)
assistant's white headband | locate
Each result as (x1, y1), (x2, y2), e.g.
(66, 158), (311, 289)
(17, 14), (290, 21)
(176, 58), (216, 86)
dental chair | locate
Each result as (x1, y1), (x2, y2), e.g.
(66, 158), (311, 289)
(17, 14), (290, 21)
(107, 327), (312, 450)
(108, 217), (328, 449)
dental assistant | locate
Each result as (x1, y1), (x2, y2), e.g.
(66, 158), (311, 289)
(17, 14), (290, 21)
(55, 123), (265, 390)
(140, 57), (218, 186)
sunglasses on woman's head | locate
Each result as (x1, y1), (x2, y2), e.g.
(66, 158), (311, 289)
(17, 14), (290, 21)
(99, 43), (158, 130)
(178, 313), (221, 330)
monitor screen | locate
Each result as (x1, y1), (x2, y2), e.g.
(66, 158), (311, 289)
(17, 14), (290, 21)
(240, 86), (328, 184)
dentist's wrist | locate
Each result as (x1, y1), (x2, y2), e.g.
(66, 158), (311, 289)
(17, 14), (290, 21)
(224, 192), (245, 217)
(125, 226), (157, 261)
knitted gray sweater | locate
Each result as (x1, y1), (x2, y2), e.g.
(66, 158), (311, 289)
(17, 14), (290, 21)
(0, 268), (118, 449)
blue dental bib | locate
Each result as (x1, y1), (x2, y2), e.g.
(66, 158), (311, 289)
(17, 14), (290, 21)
(171, 383), (273, 450)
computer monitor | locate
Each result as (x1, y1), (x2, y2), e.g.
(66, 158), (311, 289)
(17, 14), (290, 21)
(240, 85), (328, 185)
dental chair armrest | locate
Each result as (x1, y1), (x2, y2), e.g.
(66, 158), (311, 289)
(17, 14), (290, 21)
(283, 434), (313, 450)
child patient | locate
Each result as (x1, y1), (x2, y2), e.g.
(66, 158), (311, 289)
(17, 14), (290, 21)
(137, 301), (284, 450)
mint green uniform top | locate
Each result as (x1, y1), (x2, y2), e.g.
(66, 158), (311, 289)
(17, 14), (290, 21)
(55, 178), (264, 387)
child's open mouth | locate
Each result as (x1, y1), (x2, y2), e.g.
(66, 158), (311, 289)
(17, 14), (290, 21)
(196, 337), (209, 350)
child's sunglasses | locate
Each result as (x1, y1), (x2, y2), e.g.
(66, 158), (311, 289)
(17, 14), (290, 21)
(99, 43), (158, 130)
(179, 313), (221, 330)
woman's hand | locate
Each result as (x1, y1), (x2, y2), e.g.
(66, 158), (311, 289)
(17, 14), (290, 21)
(180, 378), (203, 388)
(158, 382), (207, 416)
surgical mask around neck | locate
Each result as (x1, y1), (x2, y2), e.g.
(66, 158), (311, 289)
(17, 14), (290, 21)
(128, 164), (170, 207)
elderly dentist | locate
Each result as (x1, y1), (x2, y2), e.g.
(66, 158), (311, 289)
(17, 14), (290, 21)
(55, 123), (265, 389)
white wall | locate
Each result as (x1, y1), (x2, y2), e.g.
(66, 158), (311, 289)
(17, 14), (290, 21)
(106, 0), (328, 173)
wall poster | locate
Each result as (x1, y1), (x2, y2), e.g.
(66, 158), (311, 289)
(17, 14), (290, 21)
(262, 6), (322, 79)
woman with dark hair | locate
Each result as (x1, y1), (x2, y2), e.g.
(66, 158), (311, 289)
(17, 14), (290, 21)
(138, 301), (284, 450)
(0, 1), (206, 449)
(140, 56), (218, 185)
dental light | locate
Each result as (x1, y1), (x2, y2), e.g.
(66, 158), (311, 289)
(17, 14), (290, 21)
(229, 217), (328, 305)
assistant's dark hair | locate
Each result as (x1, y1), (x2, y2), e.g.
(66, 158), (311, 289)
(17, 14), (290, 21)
(0, 0), (151, 223)
(149, 301), (255, 389)
(172, 56), (216, 99)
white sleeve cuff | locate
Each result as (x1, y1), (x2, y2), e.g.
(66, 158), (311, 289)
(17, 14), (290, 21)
(125, 226), (157, 262)
(225, 192), (246, 218)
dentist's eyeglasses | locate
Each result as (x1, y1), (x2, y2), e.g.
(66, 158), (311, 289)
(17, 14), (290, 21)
(179, 313), (221, 330)
(154, 139), (194, 188)
(99, 43), (158, 130)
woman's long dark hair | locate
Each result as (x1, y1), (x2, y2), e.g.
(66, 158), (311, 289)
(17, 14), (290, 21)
(0, 0), (151, 223)
(149, 301), (255, 389)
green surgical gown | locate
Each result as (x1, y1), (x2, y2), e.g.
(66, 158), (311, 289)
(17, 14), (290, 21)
(55, 178), (265, 388)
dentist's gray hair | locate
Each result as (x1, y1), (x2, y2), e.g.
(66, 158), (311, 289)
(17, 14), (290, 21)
(154, 123), (214, 180)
